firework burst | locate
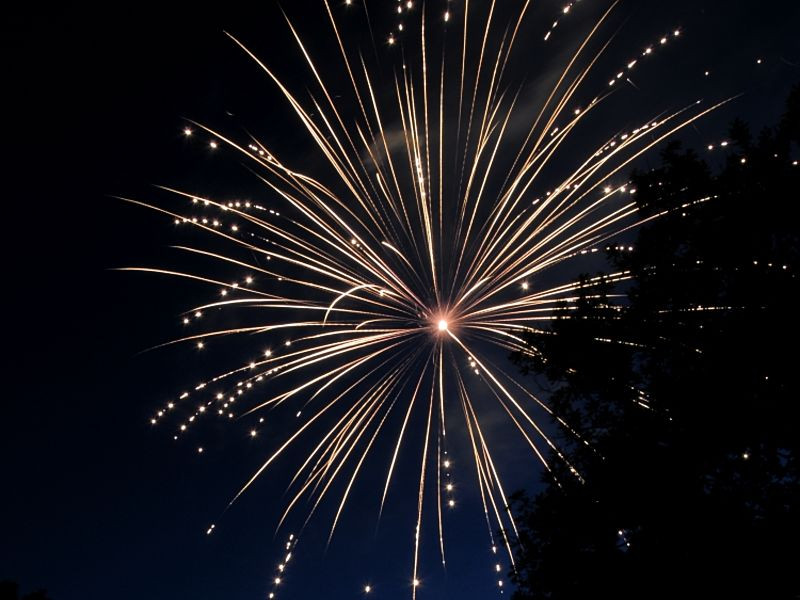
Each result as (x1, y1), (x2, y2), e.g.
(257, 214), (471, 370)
(125, 1), (725, 596)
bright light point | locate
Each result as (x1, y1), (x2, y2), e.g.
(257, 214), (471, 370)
(446, 484), (453, 491)
(743, 452), (750, 460)
(448, 499), (455, 507)
(275, 578), (281, 585)
(413, 579), (420, 587)
(521, 281), (529, 290)
(198, 447), (203, 453)
(438, 319), (448, 331)
(364, 585), (371, 593)
(496, 564), (501, 572)
(195, 311), (202, 318)
(197, 342), (204, 349)
(443, 460), (451, 468)
(183, 127), (193, 136)
(209, 141), (218, 149)
(251, 430), (257, 437)
(265, 350), (272, 357)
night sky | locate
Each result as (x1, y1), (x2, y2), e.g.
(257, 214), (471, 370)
(3, 2), (799, 599)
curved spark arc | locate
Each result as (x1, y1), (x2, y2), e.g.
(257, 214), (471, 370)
(136, 1), (727, 596)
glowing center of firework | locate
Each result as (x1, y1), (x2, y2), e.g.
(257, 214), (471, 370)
(438, 319), (449, 332)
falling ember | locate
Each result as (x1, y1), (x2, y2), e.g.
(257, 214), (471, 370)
(128, 0), (731, 597)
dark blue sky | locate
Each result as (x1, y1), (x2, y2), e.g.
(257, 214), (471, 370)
(2, 2), (798, 599)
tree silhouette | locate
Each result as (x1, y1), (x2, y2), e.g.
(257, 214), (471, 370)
(510, 86), (800, 599)
(0, 581), (52, 600)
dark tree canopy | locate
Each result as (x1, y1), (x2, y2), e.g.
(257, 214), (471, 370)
(510, 86), (800, 599)
(0, 582), (52, 600)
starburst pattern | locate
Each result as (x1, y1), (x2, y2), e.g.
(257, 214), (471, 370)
(125, 1), (725, 596)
